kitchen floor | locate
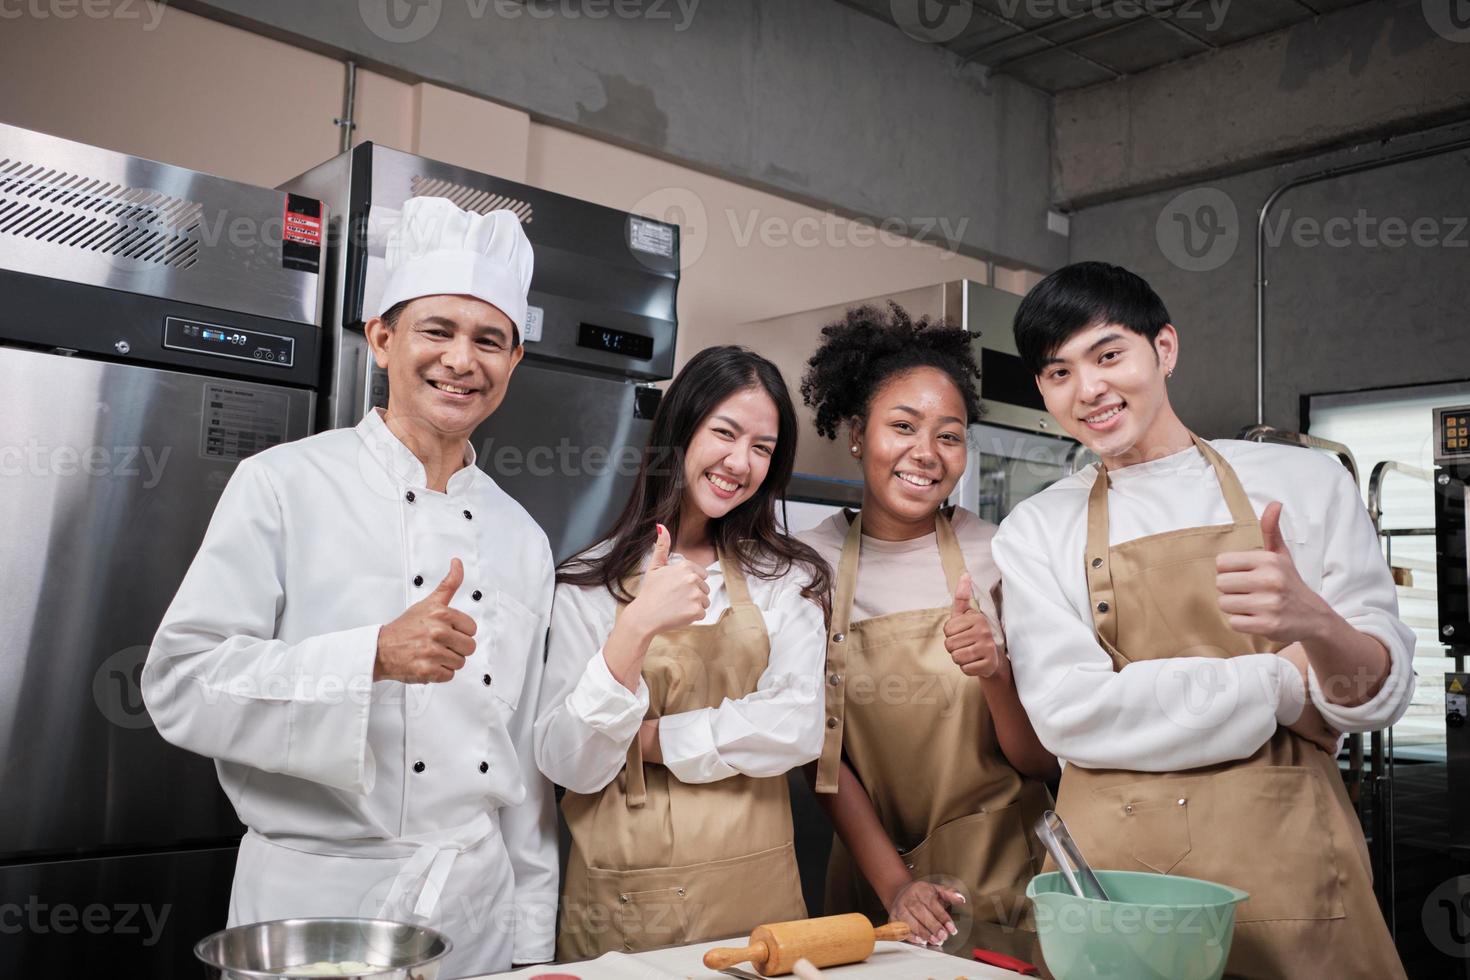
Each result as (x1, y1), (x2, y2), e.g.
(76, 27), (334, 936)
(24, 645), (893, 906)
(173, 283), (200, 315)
(1384, 760), (1470, 979)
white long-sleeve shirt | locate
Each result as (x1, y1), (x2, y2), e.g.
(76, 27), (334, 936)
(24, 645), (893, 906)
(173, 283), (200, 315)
(992, 438), (1415, 773)
(144, 409), (557, 963)
(534, 546), (827, 795)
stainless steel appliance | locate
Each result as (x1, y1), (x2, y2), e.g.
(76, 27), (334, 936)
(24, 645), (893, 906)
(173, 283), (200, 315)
(1432, 405), (1470, 858)
(0, 122), (325, 975)
(280, 144), (678, 563)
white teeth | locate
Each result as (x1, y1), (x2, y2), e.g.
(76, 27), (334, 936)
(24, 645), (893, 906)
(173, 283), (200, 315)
(896, 472), (936, 487)
(1086, 405), (1123, 424)
(707, 474), (739, 492)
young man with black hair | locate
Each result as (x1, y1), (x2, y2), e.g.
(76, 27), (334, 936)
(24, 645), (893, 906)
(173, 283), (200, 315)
(992, 261), (1410, 977)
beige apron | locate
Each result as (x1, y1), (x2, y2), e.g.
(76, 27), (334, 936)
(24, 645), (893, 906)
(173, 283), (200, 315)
(1053, 435), (1404, 980)
(815, 511), (1052, 957)
(557, 551), (807, 959)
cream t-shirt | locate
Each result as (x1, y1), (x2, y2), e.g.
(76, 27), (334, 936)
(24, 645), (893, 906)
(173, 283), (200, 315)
(798, 507), (1005, 650)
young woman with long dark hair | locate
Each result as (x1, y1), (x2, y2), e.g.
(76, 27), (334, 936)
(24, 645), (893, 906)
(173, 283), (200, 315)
(798, 303), (1055, 961)
(534, 345), (832, 959)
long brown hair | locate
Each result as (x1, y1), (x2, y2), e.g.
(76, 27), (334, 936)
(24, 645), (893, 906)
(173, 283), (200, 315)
(558, 345), (832, 620)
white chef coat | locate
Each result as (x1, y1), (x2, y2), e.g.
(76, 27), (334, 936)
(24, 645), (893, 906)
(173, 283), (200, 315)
(992, 438), (1415, 773)
(533, 545), (827, 794)
(144, 408), (557, 972)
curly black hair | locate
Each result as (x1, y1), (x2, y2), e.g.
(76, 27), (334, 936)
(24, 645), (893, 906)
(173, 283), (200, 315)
(800, 301), (982, 440)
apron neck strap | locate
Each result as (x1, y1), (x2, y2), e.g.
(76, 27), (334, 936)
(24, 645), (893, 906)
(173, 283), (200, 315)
(814, 508), (968, 794)
(716, 545), (752, 605)
(1085, 433), (1259, 559)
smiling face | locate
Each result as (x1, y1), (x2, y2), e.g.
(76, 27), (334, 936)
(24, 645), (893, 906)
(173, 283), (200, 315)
(1036, 320), (1181, 467)
(680, 386), (780, 522)
(364, 293), (524, 440)
(854, 367), (969, 532)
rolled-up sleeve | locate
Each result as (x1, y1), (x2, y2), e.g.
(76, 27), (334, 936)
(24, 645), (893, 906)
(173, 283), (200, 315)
(1305, 465), (1417, 733)
(993, 510), (1301, 773)
(659, 576), (826, 784)
(533, 581), (649, 794)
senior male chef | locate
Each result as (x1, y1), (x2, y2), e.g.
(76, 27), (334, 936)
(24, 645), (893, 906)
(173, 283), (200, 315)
(144, 196), (557, 974)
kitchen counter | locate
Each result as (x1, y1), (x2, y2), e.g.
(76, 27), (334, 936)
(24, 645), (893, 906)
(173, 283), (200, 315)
(476, 938), (1022, 979)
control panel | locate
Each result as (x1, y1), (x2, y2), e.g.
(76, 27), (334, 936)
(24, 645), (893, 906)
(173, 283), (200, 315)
(163, 316), (295, 368)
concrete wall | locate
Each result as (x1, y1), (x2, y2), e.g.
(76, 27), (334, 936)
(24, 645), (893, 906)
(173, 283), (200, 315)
(1068, 123), (1470, 438)
(1053, 0), (1470, 208)
(0, 2), (1037, 378)
(166, 0), (1066, 272)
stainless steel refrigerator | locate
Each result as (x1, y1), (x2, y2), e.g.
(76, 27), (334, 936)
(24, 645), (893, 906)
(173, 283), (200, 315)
(0, 123), (325, 974)
(281, 143), (679, 563)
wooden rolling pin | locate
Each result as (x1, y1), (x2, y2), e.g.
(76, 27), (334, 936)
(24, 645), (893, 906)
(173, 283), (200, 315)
(702, 913), (910, 976)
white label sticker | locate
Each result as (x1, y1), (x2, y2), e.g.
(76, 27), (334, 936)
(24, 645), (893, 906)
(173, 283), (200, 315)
(628, 217), (675, 257)
(522, 305), (544, 343)
(200, 383), (290, 463)
(1450, 692), (1468, 715)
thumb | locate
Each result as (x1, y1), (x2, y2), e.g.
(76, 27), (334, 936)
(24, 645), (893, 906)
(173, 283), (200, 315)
(1260, 502), (1289, 555)
(648, 524), (671, 570)
(951, 572), (973, 616)
(429, 558), (464, 604)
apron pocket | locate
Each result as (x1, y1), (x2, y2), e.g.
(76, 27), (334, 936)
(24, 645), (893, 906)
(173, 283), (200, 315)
(1175, 766), (1346, 923)
(1088, 780), (1193, 874)
(586, 843), (804, 952)
(900, 798), (1045, 928)
(612, 886), (690, 952)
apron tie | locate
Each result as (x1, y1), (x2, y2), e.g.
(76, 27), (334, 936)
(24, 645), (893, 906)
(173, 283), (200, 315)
(380, 841), (463, 920)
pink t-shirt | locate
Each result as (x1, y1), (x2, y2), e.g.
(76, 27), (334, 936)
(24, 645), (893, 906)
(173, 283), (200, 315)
(798, 507), (1005, 650)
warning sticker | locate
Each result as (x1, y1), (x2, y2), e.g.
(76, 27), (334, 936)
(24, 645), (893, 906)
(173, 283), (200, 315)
(628, 216), (675, 258)
(282, 193), (323, 274)
(200, 383), (291, 463)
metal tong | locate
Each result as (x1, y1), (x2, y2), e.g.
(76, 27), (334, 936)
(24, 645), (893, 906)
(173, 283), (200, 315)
(1034, 810), (1111, 901)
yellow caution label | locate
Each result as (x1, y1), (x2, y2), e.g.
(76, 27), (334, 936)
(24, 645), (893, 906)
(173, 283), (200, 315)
(1453, 678), (1466, 693)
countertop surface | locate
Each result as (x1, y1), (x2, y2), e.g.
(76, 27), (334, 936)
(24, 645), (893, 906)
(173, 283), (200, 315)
(475, 937), (1021, 979)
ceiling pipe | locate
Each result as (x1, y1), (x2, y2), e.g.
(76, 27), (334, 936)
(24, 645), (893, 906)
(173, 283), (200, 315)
(1254, 134), (1470, 425)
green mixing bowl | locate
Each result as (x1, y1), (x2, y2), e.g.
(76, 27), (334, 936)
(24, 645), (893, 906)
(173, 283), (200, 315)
(1026, 870), (1249, 980)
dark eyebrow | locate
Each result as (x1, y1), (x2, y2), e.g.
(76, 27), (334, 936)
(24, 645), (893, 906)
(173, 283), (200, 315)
(889, 404), (965, 427)
(713, 414), (777, 443)
(1041, 332), (1125, 370)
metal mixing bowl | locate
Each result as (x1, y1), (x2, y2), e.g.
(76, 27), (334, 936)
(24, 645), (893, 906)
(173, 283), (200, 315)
(194, 917), (452, 979)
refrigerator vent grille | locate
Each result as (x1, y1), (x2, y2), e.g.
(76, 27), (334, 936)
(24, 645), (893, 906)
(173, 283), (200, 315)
(0, 157), (203, 268)
(411, 176), (534, 224)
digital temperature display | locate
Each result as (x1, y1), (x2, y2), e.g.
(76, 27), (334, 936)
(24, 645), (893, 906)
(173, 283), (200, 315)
(163, 317), (294, 367)
(577, 323), (654, 361)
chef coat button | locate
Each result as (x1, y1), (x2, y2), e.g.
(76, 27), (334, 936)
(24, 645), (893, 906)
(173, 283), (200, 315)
(405, 490), (416, 503)
(826, 716), (839, 730)
(1096, 600), (1109, 613)
(413, 761), (425, 773)
(483, 673), (492, 686)
(832, 632), (845, 644)
(479, 761), (489, 774)
(828, 673), (842, 687)
(463, 509), (473, 520)
(413, 575), (424, 587)
(471, 590), (483, 601)
(1091, 557), (1103, 568)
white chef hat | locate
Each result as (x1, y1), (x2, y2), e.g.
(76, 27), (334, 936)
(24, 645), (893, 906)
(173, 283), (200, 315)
(378, 196), (534, 340)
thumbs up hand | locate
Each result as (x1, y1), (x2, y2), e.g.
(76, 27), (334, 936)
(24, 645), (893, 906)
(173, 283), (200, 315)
(375, 558), (481, 684)
(943, 572), (1006, 681)
(626, 524), (710, 639)
(1216, 503), (1332, 643)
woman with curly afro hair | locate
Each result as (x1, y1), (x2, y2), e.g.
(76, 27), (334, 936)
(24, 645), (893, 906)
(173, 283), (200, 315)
(797, 302), (1055, 961)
